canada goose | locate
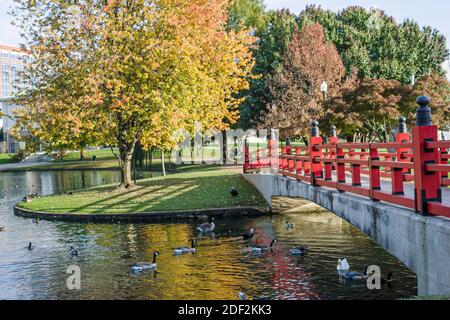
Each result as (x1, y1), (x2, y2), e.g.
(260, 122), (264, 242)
(0, 226), (5, 232)
(341, 266), (370, 281)
(197, 217), (215, 233)
(230, 187), (238, 197)
(174, 240), (196, 255)
(381, 273), (394, 285)
(242, 228), (255, 240)
(337, 258), (350, 272)
(131, 251), (160, 272)
(69, 246), (78, 257)
(290, 244), (308, 256)
(27, 242), (33, 251)
(23, 195), (32, 203)
(285, 221), (294, 229)
(34, 218), (39, 225)
(251, 239), (277, 254)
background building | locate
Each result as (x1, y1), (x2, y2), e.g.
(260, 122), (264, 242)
(0, 43), (28, 153)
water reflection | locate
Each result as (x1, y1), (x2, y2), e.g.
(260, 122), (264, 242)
(0, 171), (417, 300)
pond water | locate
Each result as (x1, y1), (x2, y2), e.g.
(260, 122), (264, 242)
(0, 170), (417, 300)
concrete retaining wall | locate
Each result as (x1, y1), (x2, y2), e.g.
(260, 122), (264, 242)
(243, 173), (450, 296)
(14, 206), (267, 223)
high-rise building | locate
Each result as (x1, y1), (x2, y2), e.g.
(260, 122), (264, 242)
(0, 43), (29, 153)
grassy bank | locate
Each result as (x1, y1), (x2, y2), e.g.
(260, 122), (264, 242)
(0, 154), (18, 165)
(17, 166), (267, 214)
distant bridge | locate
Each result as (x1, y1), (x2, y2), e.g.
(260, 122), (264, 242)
(243, 96), (450, 296)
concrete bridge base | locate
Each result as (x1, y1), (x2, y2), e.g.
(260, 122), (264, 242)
(243, 173), (450, 297)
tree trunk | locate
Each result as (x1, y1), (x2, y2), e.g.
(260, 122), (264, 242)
(161, 149), (166, 176)
(80, 149), (86, 161)
(117, 141), (136, 189)
(150, 148), (153, 169)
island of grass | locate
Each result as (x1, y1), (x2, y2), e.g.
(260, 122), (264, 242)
(15, 166), (268, 221)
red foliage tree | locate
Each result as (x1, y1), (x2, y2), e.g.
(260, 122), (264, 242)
(262, 23), (345, 139)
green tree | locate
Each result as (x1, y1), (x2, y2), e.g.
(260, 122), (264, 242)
(298, 5), (449, 83)
(238, 9), (296, 129)
(227, 0), (267, 32)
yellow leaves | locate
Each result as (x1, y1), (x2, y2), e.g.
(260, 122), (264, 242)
(14, 0), (254, 154)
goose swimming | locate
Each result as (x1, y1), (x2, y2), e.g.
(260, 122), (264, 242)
(69, 246), (78, 257)
(290, 244), (308, 256)
(341, 266), (369, 281)
(131, 251), (160, 272)
(242, 228), (255, 240)
(197, 217), (215, 233)
(337, 258), (350, 272)
(251, 239), (277, 254)
(174, 240), (196, 255)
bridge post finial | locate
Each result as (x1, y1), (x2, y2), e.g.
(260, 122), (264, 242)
(311, 120), (319, 137)
(330, 125), (337, 138)
(412, 95), (440, 214)
(415, 96), (432, 126)
(398, 116), (407, 133)
(285, 137), (291, 146)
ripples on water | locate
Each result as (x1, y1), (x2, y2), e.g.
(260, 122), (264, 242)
(0, 170), (417, 300)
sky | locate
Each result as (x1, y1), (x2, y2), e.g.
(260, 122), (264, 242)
(1, 0), (450, 48)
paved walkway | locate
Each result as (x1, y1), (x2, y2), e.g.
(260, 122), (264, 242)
(0, 161), (53, 172)
(350, 173), (450, 207)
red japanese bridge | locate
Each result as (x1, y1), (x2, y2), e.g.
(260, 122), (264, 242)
(242, 96), (450, 296)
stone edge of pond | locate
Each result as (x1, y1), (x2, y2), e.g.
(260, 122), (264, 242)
(13, 205), (269, 223)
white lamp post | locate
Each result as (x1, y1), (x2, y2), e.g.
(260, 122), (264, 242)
(320, 80), (328, 101)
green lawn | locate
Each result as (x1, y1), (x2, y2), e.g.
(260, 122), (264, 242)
(18, 166), (267, 214)
(60, 149), (118, 161)
(0, 154), (18, 165)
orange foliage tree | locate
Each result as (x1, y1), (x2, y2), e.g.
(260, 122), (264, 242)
(262, 23), (345, 139)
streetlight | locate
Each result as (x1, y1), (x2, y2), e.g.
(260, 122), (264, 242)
(320, 80), (328, 101)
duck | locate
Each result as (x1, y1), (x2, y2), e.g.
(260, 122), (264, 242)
(290, 244), (308, 256)
(0, 226), (5, 232)
(336, 258), (350, 272)
(131, 251), (160, 272)
(196, 217), (215, 233)
(27, 242), (33, 251)
(381, 273), (394, 285)
(230, 187), (239, 197)
(174, 240), (196, 255)
(69, 246), (78, 257)
(251, 239), (277, 254)
(242, 227), (255, 240)
(285, 221), (294, 229)
(341, 266), (369, 281)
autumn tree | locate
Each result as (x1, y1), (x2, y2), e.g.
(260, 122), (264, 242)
(326, 76), (407, 138)
(12, 0), (254, 188)
(400, 74), (450, 130)
(298, 5), (449, 83)
(262, 23), (345, 139)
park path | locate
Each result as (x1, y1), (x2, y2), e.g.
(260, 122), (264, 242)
(0, 161), (54, 172)
(324, 173), (450, 207)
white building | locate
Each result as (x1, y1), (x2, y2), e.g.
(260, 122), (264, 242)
(0, 43), (29, 153)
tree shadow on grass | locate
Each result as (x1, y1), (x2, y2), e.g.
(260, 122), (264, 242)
(61, 169), (266, 214)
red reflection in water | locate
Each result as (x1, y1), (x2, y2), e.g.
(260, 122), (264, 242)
(248, 225), (321, 300)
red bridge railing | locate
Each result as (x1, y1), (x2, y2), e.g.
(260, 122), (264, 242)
(243, 96), (450, 218)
